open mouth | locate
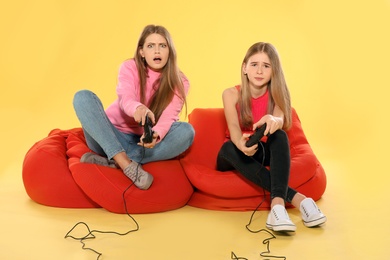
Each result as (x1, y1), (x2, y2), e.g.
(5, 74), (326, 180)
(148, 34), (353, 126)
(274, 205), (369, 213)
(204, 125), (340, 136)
(153, 57), (162, 61)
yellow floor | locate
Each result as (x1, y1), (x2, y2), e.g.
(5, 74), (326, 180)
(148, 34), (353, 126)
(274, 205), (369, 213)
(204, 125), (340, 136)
(1, 149), (388, 260)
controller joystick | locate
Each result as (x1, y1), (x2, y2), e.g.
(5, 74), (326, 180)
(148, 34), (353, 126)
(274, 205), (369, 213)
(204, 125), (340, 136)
(245, 123), (267, 147)
(141, 116), (154, 144)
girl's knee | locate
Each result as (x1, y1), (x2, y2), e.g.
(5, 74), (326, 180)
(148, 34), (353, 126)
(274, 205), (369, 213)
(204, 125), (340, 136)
(219, 141), (236, 154)
(274, 129), (287, 137)
(176, 122), (195, 143)
(183, 122), (195, 137)
(269, 129), (288, 142)
(73, 90), (94, 106)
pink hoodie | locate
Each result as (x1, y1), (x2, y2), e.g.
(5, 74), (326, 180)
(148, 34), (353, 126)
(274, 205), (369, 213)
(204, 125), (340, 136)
(105, 59), (189, 141)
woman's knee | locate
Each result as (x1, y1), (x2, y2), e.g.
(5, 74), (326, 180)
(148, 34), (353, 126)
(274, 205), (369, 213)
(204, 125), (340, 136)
(267, 129), (290, 155)
(218, 141), (236, 157)
(268, 129), (288, 143)
(172, 122), (195, 145)
(73, 89), (95, 108)
(217, 142), (234, 171)
(183, 122), (195, 141)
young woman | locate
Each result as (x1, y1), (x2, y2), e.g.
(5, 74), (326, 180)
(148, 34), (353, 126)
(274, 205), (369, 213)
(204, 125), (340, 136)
(73, 25), (194, 190)
(217, 42), (326, 232)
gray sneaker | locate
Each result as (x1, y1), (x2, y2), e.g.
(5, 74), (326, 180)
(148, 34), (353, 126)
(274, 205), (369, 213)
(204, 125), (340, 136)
(80, 152), (117, 168)
(123, 161), (153, 190)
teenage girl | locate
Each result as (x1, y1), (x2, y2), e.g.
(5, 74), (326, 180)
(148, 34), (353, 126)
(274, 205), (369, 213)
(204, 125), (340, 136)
(73, 25), (194, 190)
(217, 42), (326, 232)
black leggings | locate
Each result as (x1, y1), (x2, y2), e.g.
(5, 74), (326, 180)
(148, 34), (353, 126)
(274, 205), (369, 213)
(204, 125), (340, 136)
(216, 130), (297, 203)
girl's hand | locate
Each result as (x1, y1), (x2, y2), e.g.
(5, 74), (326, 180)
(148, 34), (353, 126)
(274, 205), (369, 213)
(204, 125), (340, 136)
(238, 133), (258, 156)
(138, 132), (159, 148)
(253, 114), (283, 135)
(134, 105), (156, 125)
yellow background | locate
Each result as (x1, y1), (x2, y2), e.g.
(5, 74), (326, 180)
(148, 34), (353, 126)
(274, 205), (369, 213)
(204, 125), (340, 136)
(2, 1), (390, 165)
(1, 0), (390, 259)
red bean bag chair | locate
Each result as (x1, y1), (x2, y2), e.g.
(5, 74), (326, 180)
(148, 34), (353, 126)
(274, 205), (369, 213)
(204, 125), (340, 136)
(23, 128), (194, 214)
(180, 108), (327, 211)
(22, 129), (99, 208)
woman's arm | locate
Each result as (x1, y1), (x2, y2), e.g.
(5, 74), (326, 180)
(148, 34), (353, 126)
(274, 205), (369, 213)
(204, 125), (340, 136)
(116, 60), (144, 118)
(271, 104), (285, 130)
(222, 87), (241, 146)
(222, 87), (258, 156)
(253, 104), (284, 135)
(152, 74), (190, 141)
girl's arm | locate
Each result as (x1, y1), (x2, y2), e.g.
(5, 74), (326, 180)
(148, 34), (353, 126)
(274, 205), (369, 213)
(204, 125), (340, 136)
(116, 59), (144, 118)
(222, 87), (241, 146)
(222, 87), (256, 155)
(271, 104), (285, 130)
(152, 74), (190, 141)
(253, 104), (284, 135)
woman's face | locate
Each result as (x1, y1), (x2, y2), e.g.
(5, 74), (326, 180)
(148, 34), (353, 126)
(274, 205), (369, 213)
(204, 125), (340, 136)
(243, 52), (272, 89)
(139, 33), (169, 71)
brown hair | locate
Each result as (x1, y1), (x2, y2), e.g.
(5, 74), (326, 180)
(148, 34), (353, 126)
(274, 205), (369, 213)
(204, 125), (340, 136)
(239, 42), (292, 129)
(134, 24), (187, 121)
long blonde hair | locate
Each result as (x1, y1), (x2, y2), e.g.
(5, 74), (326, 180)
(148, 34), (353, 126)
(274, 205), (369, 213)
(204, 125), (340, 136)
(134, 25), (187, 122)
(239, 42), (292, 130)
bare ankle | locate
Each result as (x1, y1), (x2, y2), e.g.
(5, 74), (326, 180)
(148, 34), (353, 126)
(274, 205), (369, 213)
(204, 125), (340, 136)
(271, 197), (285, 208)
(291, 193), (307, 208)
(112, 152), (132, 170)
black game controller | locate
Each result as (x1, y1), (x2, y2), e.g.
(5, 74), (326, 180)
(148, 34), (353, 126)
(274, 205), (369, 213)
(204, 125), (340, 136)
(245, 123), (267, 147)
(141, 116), (154, 143)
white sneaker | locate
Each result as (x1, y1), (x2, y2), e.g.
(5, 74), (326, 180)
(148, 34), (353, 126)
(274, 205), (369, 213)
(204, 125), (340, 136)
(300, 198), (327, 227)
(266, 205), (296, 232)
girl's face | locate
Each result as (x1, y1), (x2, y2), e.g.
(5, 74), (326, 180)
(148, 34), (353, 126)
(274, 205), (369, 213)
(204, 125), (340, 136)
(139, 33), (169, 71)
(243, 52), (272, 89)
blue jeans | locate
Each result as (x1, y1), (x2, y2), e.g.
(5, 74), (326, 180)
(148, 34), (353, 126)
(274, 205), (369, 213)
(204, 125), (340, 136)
(73, 90), (195, 164)
(216, 130), (297, 203)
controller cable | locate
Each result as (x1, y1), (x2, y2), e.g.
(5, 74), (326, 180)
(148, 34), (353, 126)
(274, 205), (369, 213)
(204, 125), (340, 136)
(231, 141), (287, 260)
(64, 145), (147, 260)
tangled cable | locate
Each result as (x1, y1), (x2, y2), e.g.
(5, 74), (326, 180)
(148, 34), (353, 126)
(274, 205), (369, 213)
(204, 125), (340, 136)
(65, 147), (146, 259)
(231, 142), (287, 260)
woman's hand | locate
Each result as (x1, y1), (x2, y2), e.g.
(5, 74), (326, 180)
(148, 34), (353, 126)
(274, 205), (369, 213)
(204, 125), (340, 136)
(134, 105), (156, 125)
(238, 133), (258, 157)
(138, 132), (159, 148)
(253, 114), (283, 135)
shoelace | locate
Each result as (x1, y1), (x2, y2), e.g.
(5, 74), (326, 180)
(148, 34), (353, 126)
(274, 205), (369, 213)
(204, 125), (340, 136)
(301, 207), (310, 217)
(126, 163), (141, 182)
(272, 209), (280, 220)
(272, 206), (291, 220)
(301, 201), (320, 217)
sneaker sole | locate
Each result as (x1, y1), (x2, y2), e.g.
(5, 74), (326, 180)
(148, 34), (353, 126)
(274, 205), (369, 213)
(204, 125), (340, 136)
(303, 216), (327, 227)
(266, 223), (296, 232)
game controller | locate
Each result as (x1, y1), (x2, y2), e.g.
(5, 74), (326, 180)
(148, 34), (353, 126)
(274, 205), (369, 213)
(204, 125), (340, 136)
(245, 123), (267, 147)
(141, 116), (154, 143)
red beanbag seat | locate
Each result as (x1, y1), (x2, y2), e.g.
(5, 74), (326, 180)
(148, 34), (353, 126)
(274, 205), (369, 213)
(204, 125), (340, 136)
(22, 108), (326, 213)
(22, 129), (99, 208)
(180, 108), (326, 211)
(23, 128), (194, 214)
